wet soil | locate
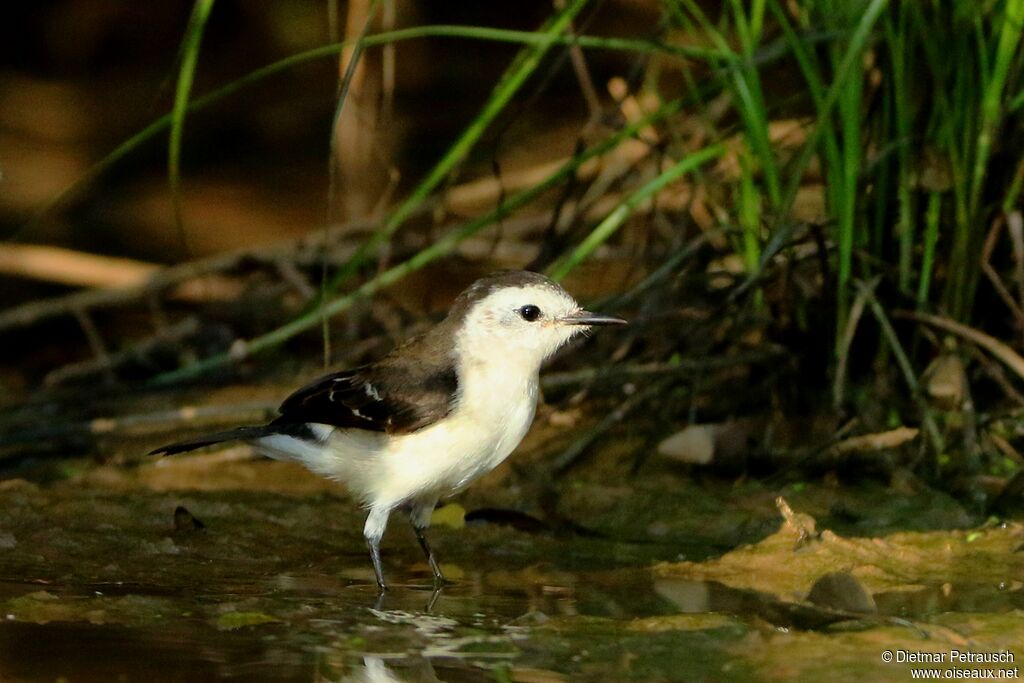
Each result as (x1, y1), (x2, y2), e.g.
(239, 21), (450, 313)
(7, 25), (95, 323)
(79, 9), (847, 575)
(1, 449), (1022, 682)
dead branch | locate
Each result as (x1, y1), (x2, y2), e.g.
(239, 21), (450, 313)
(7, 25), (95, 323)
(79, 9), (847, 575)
(0, 218), (376, 332)
(540, 347), (786, 392)
(829, 426), (919, 456)
(833, 276), (879, 409)
(895, 309), (1024, 384)
(0, 401), (278, 457)
(550, 378), (672, 474)
(981, 214), (1024, 328)
(0, 244), (159, 289)
(860, 284), (944, 453)
(43, 317), (201, 387)
(70, 306), (115, 385)
(963, 344), (1024, 405)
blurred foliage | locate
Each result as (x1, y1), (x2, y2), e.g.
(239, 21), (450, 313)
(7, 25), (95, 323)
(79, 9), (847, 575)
(4, 1), (1024, 488)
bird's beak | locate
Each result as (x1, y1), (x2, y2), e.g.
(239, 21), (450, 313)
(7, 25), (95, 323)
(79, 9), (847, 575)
(558, 310), (627, 326)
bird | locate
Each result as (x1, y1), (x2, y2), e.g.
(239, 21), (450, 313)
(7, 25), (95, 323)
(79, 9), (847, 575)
(150, 270), (626, 591)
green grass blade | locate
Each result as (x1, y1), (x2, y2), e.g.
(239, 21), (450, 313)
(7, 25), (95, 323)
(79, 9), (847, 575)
(885, 5), (914, 294)
(776, 0), (887, 222)
(324, 0), (593, 293)
(738, 149), (764, 309)
(728, 0), (780, 208)
(168, 0), (216, 245)
(917, 191), (941, 309)
(24, 24), (726, 232)
(547, 144), (725, 280)
(859, 280), (945, 453)
(969, 0), (1024, 220)
(323, 0), (382, 365)
(777, 0), (886, 337)
(150, 99), (685, 384)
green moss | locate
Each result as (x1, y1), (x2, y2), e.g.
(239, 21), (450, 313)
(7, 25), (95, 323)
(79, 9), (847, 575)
(215, 611), (280, 630)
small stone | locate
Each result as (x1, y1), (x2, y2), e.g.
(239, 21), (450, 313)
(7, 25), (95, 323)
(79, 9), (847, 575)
(924, 353), (964, 408)
(658, 425), (715, 465)
(173, 506), (206, 533)
(647, 521), (671, 537)
(806, 571), (877, 614)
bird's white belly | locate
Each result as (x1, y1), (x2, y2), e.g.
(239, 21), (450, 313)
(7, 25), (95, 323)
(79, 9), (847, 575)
(258, 391), (536, 511)
(263, 361), (541, 512)
(374, 393), (536, 506)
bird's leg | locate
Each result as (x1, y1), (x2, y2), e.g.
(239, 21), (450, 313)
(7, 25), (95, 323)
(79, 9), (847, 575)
(364, 507), (391, 592)
(424, 585), (443, 613)
(409, 500), (445, 585)
(413, 525), (444, 584)
(367, 538), (385, 592)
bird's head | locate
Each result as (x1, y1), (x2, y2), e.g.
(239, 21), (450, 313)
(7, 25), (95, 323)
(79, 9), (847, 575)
(449, 271), (625, 369)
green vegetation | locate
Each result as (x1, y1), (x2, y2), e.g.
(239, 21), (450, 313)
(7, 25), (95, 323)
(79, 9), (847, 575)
(28, 1), (1024, 463)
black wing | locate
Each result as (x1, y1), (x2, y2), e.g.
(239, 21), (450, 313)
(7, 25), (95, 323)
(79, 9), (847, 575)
(273, 363), (458, 435)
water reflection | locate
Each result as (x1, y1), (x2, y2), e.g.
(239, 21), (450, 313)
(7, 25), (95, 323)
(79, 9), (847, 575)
(336, 657), (440, 683)
(2, 570), (1021, 680)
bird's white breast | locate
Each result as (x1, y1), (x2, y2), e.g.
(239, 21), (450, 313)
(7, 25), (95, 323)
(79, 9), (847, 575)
(255, 301), (557, 511)
(370, 354), (538, 508)
(256, 363), (539, 511)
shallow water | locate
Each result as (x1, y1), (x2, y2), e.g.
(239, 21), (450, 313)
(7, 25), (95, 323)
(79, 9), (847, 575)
(3, 568), (1022, 681)
(1, 457), (1022, 682)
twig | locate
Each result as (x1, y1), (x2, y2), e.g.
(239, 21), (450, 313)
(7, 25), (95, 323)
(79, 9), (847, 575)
(980, 214), (1024, 328)
(0, 219), (375, 332)
(963, 344), (1024, 406)
(830, 426), (919, 455)
(0, 401), (278, 455)
(0, 244), (160, 289)
(551, 378), (670, 474)
(833, 275), (879, 409)
(151, 99), (686, 385)
(894, 309), (1024, 384)
(273, 260), (316, 301)
(858, 282), (944, 453)
(43, 317), (200, 387)
(988, 432), (1024, 467)
(1009, 210), (1024, 332)
(558, 1), (602, 127)
(540, 347), (785, 392)
(71, 307), (115, 386)
(596, 231), (715, 309)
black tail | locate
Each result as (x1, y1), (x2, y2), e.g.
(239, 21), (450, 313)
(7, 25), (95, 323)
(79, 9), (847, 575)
(149, 426), (273, 456)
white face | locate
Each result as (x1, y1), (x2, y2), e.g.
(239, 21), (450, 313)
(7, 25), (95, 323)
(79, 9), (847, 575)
(456, 284), (587, 367)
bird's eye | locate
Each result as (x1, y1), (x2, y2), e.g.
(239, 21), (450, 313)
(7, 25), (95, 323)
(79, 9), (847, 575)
(518, 305), (542, 322)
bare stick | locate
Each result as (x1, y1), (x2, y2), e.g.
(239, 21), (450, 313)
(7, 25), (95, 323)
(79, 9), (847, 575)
(43, 317), (201, 387)
(858, 282), (944, 453)
(0, 219), (376, 332)
(963, 344), (1024, 406)
(895, 309), (1024, 384)
(551, 379), (670, 474)
(0, 244), (159, 289)
(1009, 210), (1024, 330)
(556, 0), (602, 126)
(833, 275), (879, 409)
(980, 215), (1024, 327)
(71, 307), (115, 386)
(540, 347), (785, 392)
(0, 401), (278, 456)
